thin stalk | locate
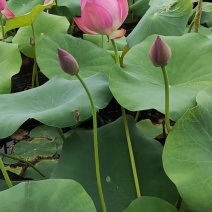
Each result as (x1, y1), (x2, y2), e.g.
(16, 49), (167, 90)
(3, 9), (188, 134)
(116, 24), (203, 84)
(101, 35), (104, 48)
(111, 39), (120, 64)
(176, 196), (183, 210)
(161, 66), (171, 133)
(56, 128), (66, 142)
(31, 24), (39, 88)
(134, 111), (140, 123)
(121, 107), (141, 197)
(0, 158), (13, 188)
(188, 21), (194, 33)
(112, 39), (141, 197)
(0, 15), (4, 42)
(76, 73), (107, 212)
(0, 152), (45, 177)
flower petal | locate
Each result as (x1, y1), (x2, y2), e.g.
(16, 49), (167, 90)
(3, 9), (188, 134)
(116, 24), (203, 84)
(82, 2), (113, 35)
(117, 0), (129, 23)
(2, 7), (15, 18)
(109, 29), (126, 39)
(0, 0), (5, 11)
(74, 17), (97, 35)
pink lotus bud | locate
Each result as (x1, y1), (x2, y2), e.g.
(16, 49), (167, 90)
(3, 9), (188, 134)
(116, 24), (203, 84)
(74, 0), (128, 39)
(58, 48), (79, 76)
(149, 36), (172, 67)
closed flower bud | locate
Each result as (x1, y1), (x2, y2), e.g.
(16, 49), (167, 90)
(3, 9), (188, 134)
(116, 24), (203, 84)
(58, 48), (79, 76)
(149, 36), (172, 67)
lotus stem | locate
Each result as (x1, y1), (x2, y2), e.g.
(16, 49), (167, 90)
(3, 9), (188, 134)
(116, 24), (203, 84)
(0, 158), (13, 188)
(161, 66), (171, 133)
(76, 73), (107, 212)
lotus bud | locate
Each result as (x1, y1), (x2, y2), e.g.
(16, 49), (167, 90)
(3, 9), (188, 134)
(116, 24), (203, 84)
(149, 36), (172, 67)
(58, 48), (79, 76)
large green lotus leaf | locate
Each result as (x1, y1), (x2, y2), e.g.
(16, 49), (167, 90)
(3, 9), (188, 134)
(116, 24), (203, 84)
(12, 12), (69, 58)
(123, 196), (177, 212)
(36, 33), (115, 79)
(130, 0), (150, 17)
(51, 116), (178, 211)
(57, 0), (80, 16)
(163, 86), (212, 211)
(110, 33), (212, 121)
(127, 0), (192, 47)
(0, 42), (22, 94)
(0, 73), (112, 138)
(5, 0), (56, 33)
(7, 0), (44, 16)
(0, 179), (96, 211)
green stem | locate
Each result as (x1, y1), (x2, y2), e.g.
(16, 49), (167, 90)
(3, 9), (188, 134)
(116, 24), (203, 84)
(188, 21), (194, 33)
(0, 152), (45, 177)
(56, 128), (66, 142)
(112, 38), (141, 197)
(121, 107), (141, 197)
(111, 39), (120, 64)
(134, 111), (140, 123)
(76, 73), (107, 212)
(161, 66), (171, 133)
(0, 158), (13, 188)
(31, 24), (39, 88)
(0, 15), (4, 42)
(176, 196), (183, 210)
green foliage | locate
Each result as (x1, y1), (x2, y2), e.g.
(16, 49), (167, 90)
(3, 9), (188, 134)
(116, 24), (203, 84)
(36, 33), (115, 79)
(127, 0), (192, 47)
(51, 116), (178, 211)
(124, 196), (178, 212)
(0, 42), (22, 93)
(12, 12), (69, 58)
(0, 73), (112, 138)
(163, 86), (212, 211)
(5, 0), (56, 33)
(110, 33), (212, 121)
(0, 179), (97, 211)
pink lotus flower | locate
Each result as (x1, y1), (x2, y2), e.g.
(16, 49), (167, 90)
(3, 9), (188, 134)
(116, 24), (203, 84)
(0, 0), (14, 18)
(74, 0), (128, 39)
(149, 36), (172, 67)
(58, 48), (79, 76)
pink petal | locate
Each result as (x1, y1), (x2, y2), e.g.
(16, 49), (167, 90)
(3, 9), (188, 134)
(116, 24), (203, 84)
(74, 17), (97, 35)
(0, 0), (5, 11)
(86, 0), (121, 30)
(109, 29), (126, 39)
(2, 7), (15, 18)
(82, 2), (113, 35)
(117, 0), (129, 23)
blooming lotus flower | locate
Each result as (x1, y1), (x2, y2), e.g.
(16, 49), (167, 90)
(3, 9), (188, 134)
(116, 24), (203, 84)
(0, 0), (14, 18)
(149, 36), (172, 67)
(58, 48), (79, 76)
(74, 0), (128, 39)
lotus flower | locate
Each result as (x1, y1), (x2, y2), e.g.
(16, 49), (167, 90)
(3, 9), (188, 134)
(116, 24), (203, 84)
(0, 0), (14, 18)
(74, 0), (128, 39)
(58, 48), (79, 76)
(149, 36), (172, 67)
